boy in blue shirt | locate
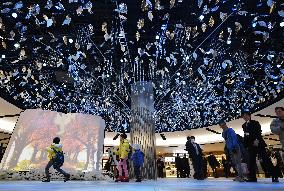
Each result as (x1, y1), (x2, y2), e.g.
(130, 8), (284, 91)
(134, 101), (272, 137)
(131, 144), (144, 182)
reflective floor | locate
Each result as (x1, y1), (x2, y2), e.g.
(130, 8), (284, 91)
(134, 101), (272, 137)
(0, 178), (283, 191)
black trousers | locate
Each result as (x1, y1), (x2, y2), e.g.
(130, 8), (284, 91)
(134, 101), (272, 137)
(192, 156), (204, 179)
(211, 167), (218, 178)
(247, 146), (272, 180)
(181, 169), (190, 178)
(157, 167), (164, 178)
(45, 160), (69, 178)
(271, 166), (280, 181)
(134, 166), (141, 180)
(223, 164), (229, 178)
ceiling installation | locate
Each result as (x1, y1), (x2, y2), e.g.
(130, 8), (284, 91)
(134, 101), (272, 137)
(0, 0), (283, 132)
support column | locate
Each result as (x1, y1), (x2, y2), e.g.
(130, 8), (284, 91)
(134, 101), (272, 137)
(130, 81), (157, 180)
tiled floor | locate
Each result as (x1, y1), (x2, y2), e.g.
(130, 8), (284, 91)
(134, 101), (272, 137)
(0, 178), (283, 191)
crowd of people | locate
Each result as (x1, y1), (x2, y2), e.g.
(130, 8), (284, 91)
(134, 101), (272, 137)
(42, 134), (144, 183)
(154, 107), (284, 183)
(178, 107), (284, 183)
(219, 107), (284, 183)
(40, 107), (284, 183)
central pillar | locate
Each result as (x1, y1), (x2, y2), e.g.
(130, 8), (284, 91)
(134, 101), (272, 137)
(130, 81), (157, 180)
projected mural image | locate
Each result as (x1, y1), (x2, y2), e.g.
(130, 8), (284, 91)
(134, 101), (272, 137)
(0, 109), (105, 172)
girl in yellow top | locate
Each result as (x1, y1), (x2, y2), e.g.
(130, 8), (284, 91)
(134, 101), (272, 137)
(42, 137), (70, 182)
(115, 134), (131, 182)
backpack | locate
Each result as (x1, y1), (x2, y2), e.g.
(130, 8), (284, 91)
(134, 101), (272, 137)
(52, 148), (64, 169)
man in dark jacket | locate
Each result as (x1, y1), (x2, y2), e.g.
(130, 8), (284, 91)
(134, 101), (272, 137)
(157, 156), (165, 178)
(242, 111), (273, 182)
(208, 152), (219, 178)
(185, 136), (204, 180)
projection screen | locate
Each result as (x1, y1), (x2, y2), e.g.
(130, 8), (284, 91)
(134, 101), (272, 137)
(0, 109), (105, 173)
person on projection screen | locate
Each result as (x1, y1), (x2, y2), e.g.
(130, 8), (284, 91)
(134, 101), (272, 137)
(42, 137), (70, 182)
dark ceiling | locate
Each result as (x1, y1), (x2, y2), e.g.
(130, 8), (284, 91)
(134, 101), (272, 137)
(0, 0), (283, 132)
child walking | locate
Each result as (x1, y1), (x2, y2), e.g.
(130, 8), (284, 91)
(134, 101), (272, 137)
(42, 137), (70, 182)
(131, 144), (144, 182)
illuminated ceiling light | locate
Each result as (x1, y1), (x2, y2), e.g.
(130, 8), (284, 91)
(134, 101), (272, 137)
(68, 38), (74, 43)
(268, 22), (272, 29)
(226, 39), (231, 44)
(1, 55), (5, 58)
(12, 13), (18, 18)
(0, 0), (283, 134)
(118, 32), (125, 38)
(161, 24), (167, 30)
(14, 43), (20, 48)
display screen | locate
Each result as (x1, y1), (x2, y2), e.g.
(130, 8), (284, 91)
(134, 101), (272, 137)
(0, 109), (105, 172)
